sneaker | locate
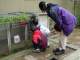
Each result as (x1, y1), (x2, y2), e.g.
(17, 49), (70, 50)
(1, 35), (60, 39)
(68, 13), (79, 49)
(33, 49), (40, 53)
(53, 48), (60, 52)
(53, 48), (65, 55)
(50, 57), (57, 60)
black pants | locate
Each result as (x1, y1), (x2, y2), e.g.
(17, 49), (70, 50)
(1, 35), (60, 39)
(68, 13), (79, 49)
(33, 39), (41, 49)
(33, 40), (46, 52)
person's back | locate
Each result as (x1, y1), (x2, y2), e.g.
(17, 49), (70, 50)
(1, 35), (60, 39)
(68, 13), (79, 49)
(32, 27), (41, 44)
(47, 3), (77, 36)
(47, 3), (77, 26)
(58, 7), (77, 25)
(58, 6), (77, 36)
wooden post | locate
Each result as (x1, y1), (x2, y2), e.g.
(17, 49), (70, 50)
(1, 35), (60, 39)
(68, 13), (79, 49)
(25, 24), (28, 41)
(7, 23), (11, 52)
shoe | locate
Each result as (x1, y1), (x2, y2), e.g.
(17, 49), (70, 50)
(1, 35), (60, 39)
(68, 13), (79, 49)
(36, 49), (40, 52)
(50, 57), (57, 60)
(33, 49), (40, 53)
(53, 48), (65, 55)
(53, 48), (60, 52)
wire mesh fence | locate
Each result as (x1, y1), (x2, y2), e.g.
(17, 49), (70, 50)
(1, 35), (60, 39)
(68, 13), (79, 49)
(0, 12), (34, 57)
(0, 24), (8, 56)
(10, 23), (26, 52)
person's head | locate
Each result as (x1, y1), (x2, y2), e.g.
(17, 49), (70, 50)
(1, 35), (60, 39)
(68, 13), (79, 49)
(31, 15), (36, 21)
(39, 1), (47, 12)
(30, 15), (38, 26)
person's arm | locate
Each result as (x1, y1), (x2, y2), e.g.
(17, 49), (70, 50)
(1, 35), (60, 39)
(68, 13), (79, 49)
(50, 7), (62, 29)
(54, 24), (61, 32)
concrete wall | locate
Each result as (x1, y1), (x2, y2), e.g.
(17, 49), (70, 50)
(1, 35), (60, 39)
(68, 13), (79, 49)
(60, 0), (74, 14)
(0, 0), (62, 14)
(0, 0), (37, 13)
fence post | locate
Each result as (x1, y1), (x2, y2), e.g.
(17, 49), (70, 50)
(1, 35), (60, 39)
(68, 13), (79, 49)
(25, 24), (28, 41)
(7, 23), (11, 52)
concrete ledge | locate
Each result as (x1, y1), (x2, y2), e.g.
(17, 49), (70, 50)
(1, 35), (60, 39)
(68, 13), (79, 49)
(63, 48), (80, 60)
(0, 49), (32, 60)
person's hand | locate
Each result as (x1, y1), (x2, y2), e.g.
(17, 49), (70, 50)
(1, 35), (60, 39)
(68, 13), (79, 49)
(54, 24), (61, 32)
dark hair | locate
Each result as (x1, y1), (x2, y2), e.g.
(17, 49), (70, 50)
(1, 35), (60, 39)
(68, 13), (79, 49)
(31, 15), (36, 20)
(39, 1), (47, 12)
(33, 19), (38, 26)
(30, 15), (38, 26)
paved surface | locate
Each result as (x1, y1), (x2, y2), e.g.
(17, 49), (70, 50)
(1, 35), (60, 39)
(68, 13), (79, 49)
(0, 15), (80, 60)
(0, 34), (75, 60)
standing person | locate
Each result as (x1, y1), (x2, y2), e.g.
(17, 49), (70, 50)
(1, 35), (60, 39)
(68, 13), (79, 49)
(39, 1), (77, 55)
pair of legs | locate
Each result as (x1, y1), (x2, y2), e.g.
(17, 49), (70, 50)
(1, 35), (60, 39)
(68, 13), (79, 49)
(33, 39), (41, 49)
(53, 31), (68, 55)
(59, 32), (67, 50)
(53, 23), (76, 55)
(33, 40), (46, 52)
(54, 27), (74, 55)
(32, 40), (41, 53)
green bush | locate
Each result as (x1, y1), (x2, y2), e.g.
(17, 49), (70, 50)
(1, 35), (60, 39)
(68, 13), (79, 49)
(0, 14), (30, 24)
